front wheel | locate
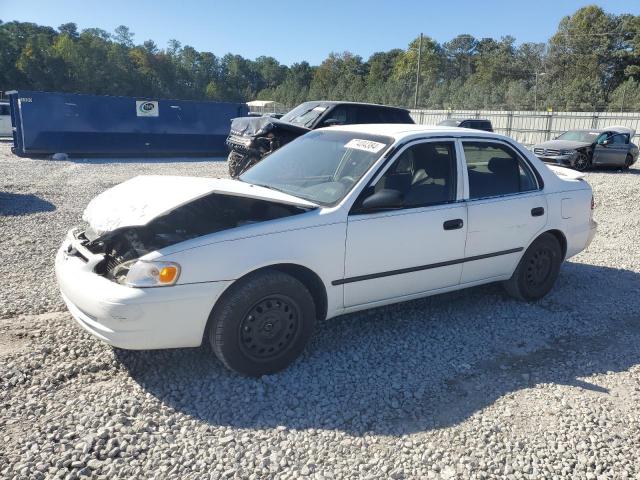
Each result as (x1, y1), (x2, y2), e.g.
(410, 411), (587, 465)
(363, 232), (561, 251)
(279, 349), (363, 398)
(227, 151), (259, 178)
(573, 152), (591, 172)
(503, 233), (562, 301)
(209, 270), (316, 376)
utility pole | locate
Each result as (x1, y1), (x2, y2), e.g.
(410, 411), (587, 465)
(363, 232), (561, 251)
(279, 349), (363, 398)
(414, 33), (423, 109)
(621, 81), (627, 113)
(534, 71), (546, 111)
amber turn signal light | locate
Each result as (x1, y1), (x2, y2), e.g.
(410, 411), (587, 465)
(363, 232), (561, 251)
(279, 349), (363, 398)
(159, 266), (178, 284)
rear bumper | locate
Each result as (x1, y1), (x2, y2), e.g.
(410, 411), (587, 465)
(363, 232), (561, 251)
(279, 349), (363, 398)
(55, 235), (232, 350)
(566, 220), (597, 259)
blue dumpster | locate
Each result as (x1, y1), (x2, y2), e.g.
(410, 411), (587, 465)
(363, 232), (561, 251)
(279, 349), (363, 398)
(7, 90), (248, 157)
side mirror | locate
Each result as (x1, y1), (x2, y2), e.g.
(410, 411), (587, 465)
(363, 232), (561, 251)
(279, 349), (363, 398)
(602, 138), (611, 146)
(322, 118), (344, 127)
(360, 189), (404, 211)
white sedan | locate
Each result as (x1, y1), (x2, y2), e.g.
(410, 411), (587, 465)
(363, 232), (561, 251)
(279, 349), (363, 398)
(55, 125), (597, 376)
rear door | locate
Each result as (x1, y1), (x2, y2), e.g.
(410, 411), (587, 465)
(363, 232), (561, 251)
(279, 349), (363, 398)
(460, 139), (547, 284)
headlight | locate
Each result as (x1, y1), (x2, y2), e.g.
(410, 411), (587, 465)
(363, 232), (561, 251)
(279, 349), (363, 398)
(119, 260), (181, 287)
(561, 149), (575, 156)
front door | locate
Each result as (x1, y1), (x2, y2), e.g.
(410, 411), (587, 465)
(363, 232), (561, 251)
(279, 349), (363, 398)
(593, 132), (629, 166)
(460, 140), (548, 283)
(342, 140), (467, 307)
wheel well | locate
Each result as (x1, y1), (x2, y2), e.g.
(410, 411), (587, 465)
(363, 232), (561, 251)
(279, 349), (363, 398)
(266, 264), (328, 321)
(215, 263), (328, 322)
(544, 229), (567, 260)
(202, 263), (328, 346)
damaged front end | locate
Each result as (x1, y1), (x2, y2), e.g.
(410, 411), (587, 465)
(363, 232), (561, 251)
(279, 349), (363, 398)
(80, 193), (309, 285)
(226, 116), (309, 178)
(70, 176), (315, 286)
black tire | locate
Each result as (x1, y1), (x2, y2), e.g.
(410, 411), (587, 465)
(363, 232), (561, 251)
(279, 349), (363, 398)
(623, 154), (633, 170)
(573, 152), (591, 172)
(503, 233), (562, 301)
(209, 270), (316, 376)
(227, 151), (259, 178)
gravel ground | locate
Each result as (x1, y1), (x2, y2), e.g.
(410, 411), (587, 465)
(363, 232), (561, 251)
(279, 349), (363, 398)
(1, 141), (640, 479)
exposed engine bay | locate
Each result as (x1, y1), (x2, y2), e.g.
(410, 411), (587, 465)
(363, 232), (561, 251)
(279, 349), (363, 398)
(79, 193), (310, 283)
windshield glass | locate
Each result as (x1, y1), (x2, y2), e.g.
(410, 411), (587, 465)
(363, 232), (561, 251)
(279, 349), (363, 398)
(557, 130), (600, 143)
(280, 102), (328, 127)
(239, 130), (393, 206)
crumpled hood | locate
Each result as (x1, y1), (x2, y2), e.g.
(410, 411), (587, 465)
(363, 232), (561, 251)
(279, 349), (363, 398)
(534, 139), (592, 151)
(83, 175), (317, 235)
(229, 116), (310, 138)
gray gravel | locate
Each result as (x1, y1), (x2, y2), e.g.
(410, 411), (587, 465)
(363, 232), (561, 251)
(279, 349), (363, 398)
(1, 141), (640, 479)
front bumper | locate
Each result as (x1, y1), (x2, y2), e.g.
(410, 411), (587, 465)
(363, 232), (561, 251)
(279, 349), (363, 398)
(55, 231), (232, 350)
(535, 154), (576, 166)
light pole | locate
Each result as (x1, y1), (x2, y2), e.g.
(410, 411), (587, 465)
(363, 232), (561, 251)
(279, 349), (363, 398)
(534, 71), (546, 111)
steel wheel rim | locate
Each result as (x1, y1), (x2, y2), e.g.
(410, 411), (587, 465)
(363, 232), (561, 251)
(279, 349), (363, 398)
(525, 248), (553, 288)
(238, 294), (300, 360)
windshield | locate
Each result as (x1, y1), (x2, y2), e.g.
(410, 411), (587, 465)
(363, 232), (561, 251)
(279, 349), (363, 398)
(280, 102), (328, 127)
(557, 130), (600, 143)
(239, 130), (393, 206)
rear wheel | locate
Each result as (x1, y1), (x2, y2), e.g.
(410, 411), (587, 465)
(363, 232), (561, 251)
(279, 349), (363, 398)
(624, 154), (633, 170)
(573, 152), (591, 171)
(503, 233), (562, 301)
(209, 270), (316, 376)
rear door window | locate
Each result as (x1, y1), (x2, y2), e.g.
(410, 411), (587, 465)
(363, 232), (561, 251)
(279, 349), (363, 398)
(463, 142), (538, 199)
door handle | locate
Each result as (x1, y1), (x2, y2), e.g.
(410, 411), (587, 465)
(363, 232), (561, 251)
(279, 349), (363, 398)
(531, 207), (545, 217)
(443, 219), (464, 230)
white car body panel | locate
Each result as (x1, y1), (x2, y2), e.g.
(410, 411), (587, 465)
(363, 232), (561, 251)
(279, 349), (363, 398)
(344, 203), (468, 307)
(83, 175), (317, 235)
(461, 192), (548, 283)
(56, 124), (597, 350)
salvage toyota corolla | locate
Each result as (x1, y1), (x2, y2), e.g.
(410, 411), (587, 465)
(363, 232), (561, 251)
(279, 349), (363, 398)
(56, 125), (597, 376)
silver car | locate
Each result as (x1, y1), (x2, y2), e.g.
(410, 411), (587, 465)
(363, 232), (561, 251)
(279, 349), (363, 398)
(532, 126), (638, 171)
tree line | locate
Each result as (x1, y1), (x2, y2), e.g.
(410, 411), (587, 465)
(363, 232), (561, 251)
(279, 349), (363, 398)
(1, 5), (639, 111)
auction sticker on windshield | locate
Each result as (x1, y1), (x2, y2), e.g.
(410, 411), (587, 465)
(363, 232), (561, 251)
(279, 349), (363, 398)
(345, 139), (386, 153)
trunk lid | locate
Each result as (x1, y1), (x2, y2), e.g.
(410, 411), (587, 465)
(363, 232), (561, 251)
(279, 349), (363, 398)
(83, 175), (317, 235)
(545, 164), (586, 181)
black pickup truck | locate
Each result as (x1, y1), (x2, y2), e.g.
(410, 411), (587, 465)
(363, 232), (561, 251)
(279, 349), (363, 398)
(226, 101), (414, 177)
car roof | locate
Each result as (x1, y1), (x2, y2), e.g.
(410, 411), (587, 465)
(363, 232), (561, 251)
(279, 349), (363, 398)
(304, 100), (409, 112)
(448, 118), (491, 122)
(326, 123), (503, 142)
(569, 127), (631, 134)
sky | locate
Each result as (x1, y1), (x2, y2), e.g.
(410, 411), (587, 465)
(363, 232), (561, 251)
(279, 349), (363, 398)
(1, 0), (638, 65)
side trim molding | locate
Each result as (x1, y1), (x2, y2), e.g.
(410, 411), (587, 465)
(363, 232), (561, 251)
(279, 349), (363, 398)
(332, 247), (524, 286)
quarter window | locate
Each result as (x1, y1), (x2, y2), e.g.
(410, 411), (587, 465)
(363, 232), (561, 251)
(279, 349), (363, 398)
(463, 142), (537, 199)
(373, 141), (457, 208)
